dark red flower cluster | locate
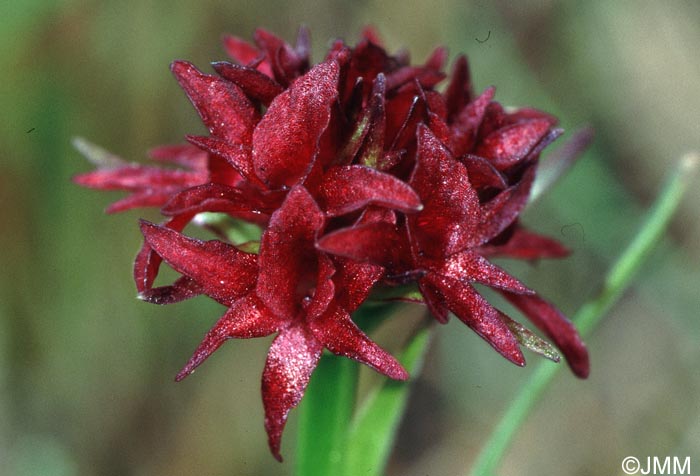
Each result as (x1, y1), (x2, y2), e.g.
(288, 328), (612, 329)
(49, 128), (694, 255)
(75, 27), (589, 460)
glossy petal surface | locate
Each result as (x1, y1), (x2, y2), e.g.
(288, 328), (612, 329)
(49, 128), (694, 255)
(263, 325), (323, 461)
(257, 186), (325, 317)
(318, 165), (422, 217)
(437, 249), (534, 294)
(176, 294), (282, 381)
(140, 221), (257, 306)
(427, 274), (525, 366)
(310, 304), (408, 380)
(252, 61), (339, 188)
(476, 119), (552, 170)
(212, 61), (284, 105)
(479, 226), (570, 259)
(171, 60), (259, 144)
(409, 125), (482, 257)
(317, 221), (408, 269)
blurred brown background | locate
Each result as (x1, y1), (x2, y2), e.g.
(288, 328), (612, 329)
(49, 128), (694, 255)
(1, 1), (698, 475)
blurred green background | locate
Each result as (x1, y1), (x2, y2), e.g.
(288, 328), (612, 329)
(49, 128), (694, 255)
(1, 1), (698, 475)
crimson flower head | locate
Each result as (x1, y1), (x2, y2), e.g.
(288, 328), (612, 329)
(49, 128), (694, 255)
(75, 26), (590, 460)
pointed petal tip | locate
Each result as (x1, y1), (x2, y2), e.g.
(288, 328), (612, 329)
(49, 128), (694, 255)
(174, 369), (191, 382)
(265, 422), (285, 463)
(71, 173), (88, 185)
(393, 366), (410, 381)
(174, 363), (194, 382)
(508, 349), (526, 367)
(105, 200), (139, 214)
(169, 59), (191, 74)
(175, 350), (212, 381)
(574, 364), (590, 379)
(270, 443), (284, 463)
(570, 350), (590, 379)
(269, 443), (283, 462)
(138, 219), (157, 235)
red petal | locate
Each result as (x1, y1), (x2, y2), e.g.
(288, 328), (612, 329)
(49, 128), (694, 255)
(303, 254), (337, 321)
(355, 206), (397, 226)
(476, 119), (552, 170)
(503, 292), (589, 378)
(444, 55), (473, 120)
(331, 256), (383, 313)
(222, 34), (263, 66)
(503, 107), (558, 127)
(252, 60), (339, 189)
(105, 188), (183, 214)
(426, 274), (525, 366)
(389, 94), (426, 152)
(318, 165), (422, 217)
(139, 221), (257, 306)
(419, 280), (450, 323)
(212, 61), (284, 106)
(460, 154), (507, 191)
(479, 226), (570, 260)
(385, 66), (445, 91)
(360, 26), (384, 46)
(522, 127), (563, 164)
(148, 143), (208, 169)
(449, 86), (495, 156)
(384, 91), (417, 149)
(310, 304), (408, 380)
(133, 214), (193, 294)
(343, 40), (389, 101)
(176, 294), (282, 381)
(257, 186), (325, 318)
(186, 135), (263, 186)
(424, 46), (448, 71)
(427, 110), (451, 145)
(73, 165), (204, 191)
(263, 325), (323, 461)
(317, 221), (409, 270)
(477, 166), (535, 244)
(436, 249), (534, 294)
(161, 183), (275, 217)
(409, 125), (482, 257)
(253, 28), (305, 84)
(171, 60), (259, 144)
(138, 276), (203, 305)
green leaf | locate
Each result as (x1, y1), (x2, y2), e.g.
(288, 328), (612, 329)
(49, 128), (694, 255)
(295, 355), (358, 476)
(342, 326), (432, 476)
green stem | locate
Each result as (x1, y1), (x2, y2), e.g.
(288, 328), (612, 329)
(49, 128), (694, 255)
(343, 327), (432, 476)
(470, 153), (699, 476)
(295, 354), (358, 476)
